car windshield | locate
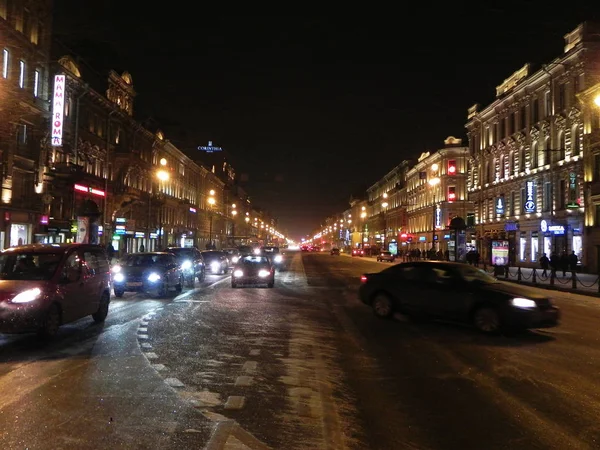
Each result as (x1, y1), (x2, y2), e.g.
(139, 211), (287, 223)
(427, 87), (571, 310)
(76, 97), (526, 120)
(0, 252), (62, 280)
(454, 265), (498, 284)
(122, 254), (171, 267)
(262, 247), (279, 253)
(240, 256), (269, 265)
(167, 248), (195, 259)
(202, 251), (223, 259)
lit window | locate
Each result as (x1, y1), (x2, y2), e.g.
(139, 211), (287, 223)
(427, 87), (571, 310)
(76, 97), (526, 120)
(448, 186), (456, 202)
(447, 160), (456, 175)
(18, 60), (24, 88)
(33, 69), (39, 97)
(2, 48), (8, 78)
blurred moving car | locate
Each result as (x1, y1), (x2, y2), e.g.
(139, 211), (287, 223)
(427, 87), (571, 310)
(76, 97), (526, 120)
(112, 252), (183, 298)
(223, 248), (241, 267)
(201, 250), (229, 274)
(359, 261), (560, 334)
(0, 244), (111, 337)
(377, 251), (395, 262)
(330, 248), (340, 255)
(231, 255), (275, 288)
(166, 247), (205, 286)
(352, 248), (365, 257)
(261, 246), (285, 269)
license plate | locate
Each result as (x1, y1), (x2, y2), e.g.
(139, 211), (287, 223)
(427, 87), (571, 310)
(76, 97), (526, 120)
(126, 282), (143, 287)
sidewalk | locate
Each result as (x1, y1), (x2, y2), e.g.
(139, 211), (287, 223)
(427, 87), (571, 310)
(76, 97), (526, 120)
(340, 252), (600, 296)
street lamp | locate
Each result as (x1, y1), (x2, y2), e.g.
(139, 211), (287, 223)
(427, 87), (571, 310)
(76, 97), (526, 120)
(207, 189), (216, 249)
(381, 194), (389, 251)
(360, 207), (367, 249)
(148, 164), (170, 251)
(231, 203), (238, 246)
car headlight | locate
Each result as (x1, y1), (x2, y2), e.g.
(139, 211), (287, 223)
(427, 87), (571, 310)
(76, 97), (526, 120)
(181, 260), (192, 270)
(258, 269), (270, 278)
(253, 248), (261, 255)
(274, 255), (283, 263)
(113, 273), (125, 282)
(211, 261), (220, 271)
(11, 287), (42, 303)
(234, 269), (244, 277)
(112, 265), (121, 273)
(232, 256), (239, 263)
(511, 297), (537, 309)
(147, 273), (161, 282)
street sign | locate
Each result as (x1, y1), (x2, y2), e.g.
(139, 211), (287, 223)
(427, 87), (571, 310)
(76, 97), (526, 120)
(198, 140), (222, 152)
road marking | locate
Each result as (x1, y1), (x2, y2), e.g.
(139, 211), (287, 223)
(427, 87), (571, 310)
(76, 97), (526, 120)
(164, 377), (185, 388)
(235, 376), (253, 387)
(241, 361), (257, 373)
(224, 396), (246, 410)
(144, 352), (158, 359)
(138, 327), (148, 332)
(151, 364), (167, 371)
(137, 334), (149, 340)
(140, 343), (152, 349)
(249, 349), (260, 356)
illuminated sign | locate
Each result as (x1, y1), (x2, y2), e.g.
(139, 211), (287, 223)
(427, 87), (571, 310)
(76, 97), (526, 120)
(74, 184), (105, 197)
(447, 160), (456, 175)
(495, 196), (505, 216)
(51, 75), (65, 146)
(40, 215), (49, 225)
(523, 181), (536, 213)
(541, 220), (566, 235)
(435, 205), (442, 228)
(189, 207), (197, 213)
(447, 186), (456, 201)
(198, 140), (222, 152)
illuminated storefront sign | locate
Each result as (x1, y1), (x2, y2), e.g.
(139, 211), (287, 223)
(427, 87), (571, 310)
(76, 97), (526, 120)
(495, 196), (505, 216)
(74, 184), (105, 197)
(435, 205), (442, 228)
(51, 75), (65, 146)
(523, 181), (536, 213)
(189, 207), (197, 213)
(540, 220), (566, 235)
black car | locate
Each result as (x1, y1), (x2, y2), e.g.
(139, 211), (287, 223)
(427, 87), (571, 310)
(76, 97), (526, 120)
(260, 246), (285, 269)
(112, 252), (184, 298)
(359, 261), (560, 334)
(201, 251), (229, 275)
(330, 248), (340, 255)
(166, 247), (205, 286)
(231, 255), (275, 288)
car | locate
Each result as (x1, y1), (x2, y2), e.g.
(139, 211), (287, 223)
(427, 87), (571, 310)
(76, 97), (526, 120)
(352, 248), (365, 257)
(0, 244), (111, 337)
(359, 261), (560, 334)
(377, 251), (395, 262)
(166, 247), (205, 286)
(231, 255), (275, 288)
(112, 252), (184, 298)
(201, 250), (229, 274)
(260, 246), (285, 269)
(330, 248), (340, 255)
(222, 248), (242, 267)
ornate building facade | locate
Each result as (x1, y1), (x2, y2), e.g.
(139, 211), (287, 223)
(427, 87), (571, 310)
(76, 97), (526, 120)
(465, 22), (600, 268)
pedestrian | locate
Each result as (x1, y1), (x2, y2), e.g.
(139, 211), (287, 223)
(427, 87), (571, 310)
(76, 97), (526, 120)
(568, 251), (578, 273)
(550, 252), (559, 278)
(560, 253), (569, 277)
(539, 252), (550, 277)
(139, 243), (145, 252)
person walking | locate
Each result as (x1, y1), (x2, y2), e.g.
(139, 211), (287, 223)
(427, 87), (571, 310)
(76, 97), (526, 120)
(568, 251), (578, 273)
(539, 252), (550, 277)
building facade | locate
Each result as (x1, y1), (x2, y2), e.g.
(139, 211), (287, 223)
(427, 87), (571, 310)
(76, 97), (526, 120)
(0, 0), (53, 248)
(465, 22), (600, 269)
(404, 137), (472, 257)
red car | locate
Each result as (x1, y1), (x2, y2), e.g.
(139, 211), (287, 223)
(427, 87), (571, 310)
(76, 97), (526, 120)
(352, 248), (365, 257)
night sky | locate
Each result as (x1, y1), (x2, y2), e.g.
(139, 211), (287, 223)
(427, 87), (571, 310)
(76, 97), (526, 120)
(52, 4), (599, 239)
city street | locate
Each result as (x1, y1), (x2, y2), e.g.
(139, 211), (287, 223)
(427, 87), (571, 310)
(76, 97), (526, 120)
(3, 251), (600, 449)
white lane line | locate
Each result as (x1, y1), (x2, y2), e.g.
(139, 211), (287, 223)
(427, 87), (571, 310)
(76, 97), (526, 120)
(164, 377), (185, 388)
(174, 276), (232, 300)
(151, 364), (167, 371)
(144, 352), (158, 359)
(140, 343), (152, 349)
(224, 396), (245, 410)
(241, 361), (257, 373)
(249, 349), (260, 356)
(234, 376), (253, 387)
(138, 327), (148, 333)
(137, 334), (149, 340)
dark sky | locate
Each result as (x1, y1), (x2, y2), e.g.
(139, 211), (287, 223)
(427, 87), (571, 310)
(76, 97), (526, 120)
(52, 4), (599, 239)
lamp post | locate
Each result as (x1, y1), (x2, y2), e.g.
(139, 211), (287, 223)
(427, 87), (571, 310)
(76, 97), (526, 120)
(381, 192), (389, 251)
(360, 206), (367, 249)
(148, 158), (169, 251)
(207, 189), (216, 249)
(428, 163), (441, 252)
(231, 203), (237, 246)
(244, 214), (250, 244)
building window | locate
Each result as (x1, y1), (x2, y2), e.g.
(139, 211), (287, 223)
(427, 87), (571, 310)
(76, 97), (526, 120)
(544, 182), (552, 212)
(558, 132), (566, 160)
(447, 186), (456, 202)
(18, 60), (24, 88)
(16, 124), (27, 145)
(520, 106), (526, 130)
(531, 142), (538, 168)
(500, 119), (505, 139)
(509, 113), (514, 135)
(510, 191), (515, 216)
(559, 179), (566, 209)
(2, 48), (8, 78)
(0, 0), (6, 19)
(595, 154), (600, 181)
(30, 20), (38, 45)
(33, 69), (39, 97)
(532, 98), (539, 124)
(558, 84), (566, 111)
(544, 91), (551, 117)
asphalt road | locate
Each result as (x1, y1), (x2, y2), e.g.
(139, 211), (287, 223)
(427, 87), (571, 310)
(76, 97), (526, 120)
(3, 251), (600, 449)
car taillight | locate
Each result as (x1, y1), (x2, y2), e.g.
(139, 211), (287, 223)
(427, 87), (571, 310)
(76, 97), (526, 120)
(360, 275), (368, 283)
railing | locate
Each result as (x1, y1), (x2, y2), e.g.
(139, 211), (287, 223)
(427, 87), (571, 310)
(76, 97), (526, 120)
(482, 264), (600, 293)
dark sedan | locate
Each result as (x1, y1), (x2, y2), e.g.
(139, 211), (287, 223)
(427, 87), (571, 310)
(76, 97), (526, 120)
(112, 252), (183, 298)
(201, 251), (229, 275)
(231, 255), (275, 288)
(166, 247), (205, 286)
(359, 261), (560, 334)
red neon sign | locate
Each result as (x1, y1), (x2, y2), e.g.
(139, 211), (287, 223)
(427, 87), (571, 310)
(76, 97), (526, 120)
(74, 184), (105, 197)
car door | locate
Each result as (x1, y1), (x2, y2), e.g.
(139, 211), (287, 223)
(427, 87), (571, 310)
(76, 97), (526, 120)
(58, 250), (88, 322)
(381, 264), (424, 313)
(81, 248), (109, 315)
(422, 266), (470, 320)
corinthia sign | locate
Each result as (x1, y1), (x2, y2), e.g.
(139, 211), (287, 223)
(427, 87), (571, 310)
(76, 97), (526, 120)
(51, 75), (65, 146)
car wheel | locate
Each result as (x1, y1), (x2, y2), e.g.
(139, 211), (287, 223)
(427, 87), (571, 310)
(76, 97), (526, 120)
(267, 280), (274, 288)
(371, 293), (393, 318)
(92, 293), (110, 323)
(232, 281), (238, 288)
(185, 274), (195, 288)
(198, 270), (205, 282)
(114, 288), (124, 298)
(38, 303), (61, 338)
(156, 283), (167, 298)
(472, 306), (501, 334)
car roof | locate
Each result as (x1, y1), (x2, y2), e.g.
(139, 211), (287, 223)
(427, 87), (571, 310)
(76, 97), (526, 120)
(1, 243), (103, 254)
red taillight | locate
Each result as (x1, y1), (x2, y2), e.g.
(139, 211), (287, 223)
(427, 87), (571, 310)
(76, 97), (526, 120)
(360, 275), (368, 283)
